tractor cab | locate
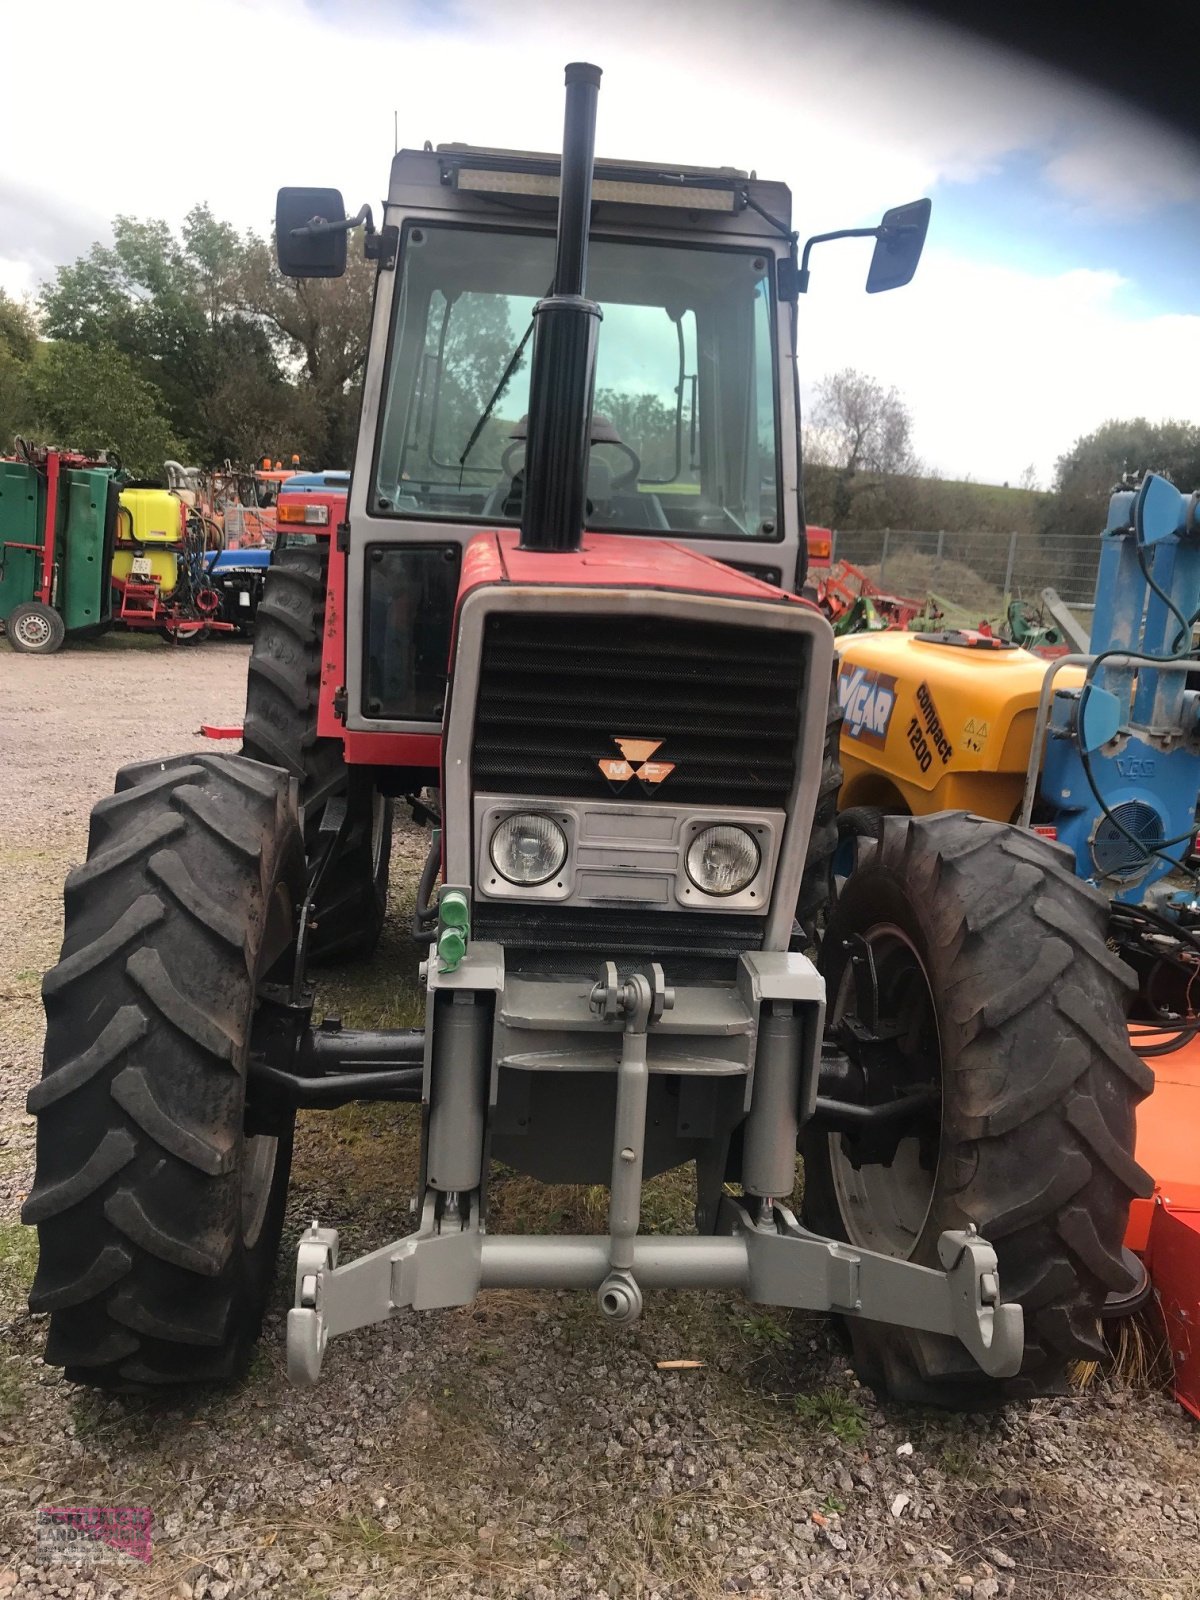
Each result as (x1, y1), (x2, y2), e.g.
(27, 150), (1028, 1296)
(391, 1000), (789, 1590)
(282, 142), (917, 740)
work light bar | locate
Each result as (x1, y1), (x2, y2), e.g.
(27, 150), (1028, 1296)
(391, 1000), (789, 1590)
(451, 164), (742, 212)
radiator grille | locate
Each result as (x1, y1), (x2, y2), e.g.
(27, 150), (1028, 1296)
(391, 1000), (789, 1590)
(472, 611), (806, 808)
(472, 901), (767, 964)
(469, 608), (808, 963)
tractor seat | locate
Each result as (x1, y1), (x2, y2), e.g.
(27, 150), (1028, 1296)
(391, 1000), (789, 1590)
(482, 452), (614, 523)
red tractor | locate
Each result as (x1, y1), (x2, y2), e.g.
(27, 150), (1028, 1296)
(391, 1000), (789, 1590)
(24, 65), (1148, 1406)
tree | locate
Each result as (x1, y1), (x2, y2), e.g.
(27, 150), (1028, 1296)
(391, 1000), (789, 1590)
(37, 205), (306, 464)
(595, 388), (679, 480)
(1052, 417), (1200, 539)
(28, 342), (180, 476)
(0, 290), (38, 446)
(804, 368), (919, 526)
(236, 231), (376, 465)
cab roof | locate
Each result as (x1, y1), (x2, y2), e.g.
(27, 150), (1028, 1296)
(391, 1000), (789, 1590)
(387, 145), (792, 240)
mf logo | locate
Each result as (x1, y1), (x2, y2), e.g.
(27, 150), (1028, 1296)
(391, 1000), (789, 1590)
(838, 665), (898, 751)
(598, 737), (675, 792)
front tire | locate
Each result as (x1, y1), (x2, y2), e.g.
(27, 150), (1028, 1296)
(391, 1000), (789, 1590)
(804, 812), (1153, 1406)
(23, 753), (304, 1389)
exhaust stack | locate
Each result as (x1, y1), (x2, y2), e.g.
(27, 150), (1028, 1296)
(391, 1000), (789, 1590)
(518, 62), (603, 554)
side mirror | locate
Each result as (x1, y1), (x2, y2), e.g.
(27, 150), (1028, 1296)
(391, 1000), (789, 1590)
(1134, 472), (1188, 546)
(275, 187), (348, 279)
(866, 198), (931, 294)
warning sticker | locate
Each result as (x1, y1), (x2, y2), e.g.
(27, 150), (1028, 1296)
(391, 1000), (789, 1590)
(838, 665), (898, 751)
(962, 716), (989, 755)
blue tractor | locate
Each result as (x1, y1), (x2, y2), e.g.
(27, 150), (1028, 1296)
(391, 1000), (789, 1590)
(205, 470), (350, 632)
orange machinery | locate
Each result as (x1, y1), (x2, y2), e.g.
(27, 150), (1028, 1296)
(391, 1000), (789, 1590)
(1125, 1032), (1200, 1419)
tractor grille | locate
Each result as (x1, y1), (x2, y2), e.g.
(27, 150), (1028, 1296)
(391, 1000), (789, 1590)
(472, 611), (806, 807)
(470, 608), (808, 964)
(473, 901), (767, 968)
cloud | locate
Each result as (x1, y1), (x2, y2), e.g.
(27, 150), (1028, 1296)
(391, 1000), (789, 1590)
(2, 0), (1195, 486)
(798, 247), (1200, 486)
(0, 178), (108, 300)
(3, 0), (1195, 279)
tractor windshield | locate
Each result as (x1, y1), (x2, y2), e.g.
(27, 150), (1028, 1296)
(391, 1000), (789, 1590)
(373, 225), (781, 540)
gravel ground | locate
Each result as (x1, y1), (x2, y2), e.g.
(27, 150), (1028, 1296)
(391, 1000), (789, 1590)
(1, 632), (1198, 1600)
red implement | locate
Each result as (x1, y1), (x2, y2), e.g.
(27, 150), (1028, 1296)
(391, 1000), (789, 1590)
(1124, 1030), (1200, 1419)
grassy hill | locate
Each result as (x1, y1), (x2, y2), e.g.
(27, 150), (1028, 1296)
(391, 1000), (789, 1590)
(803, 464), (1043, 536)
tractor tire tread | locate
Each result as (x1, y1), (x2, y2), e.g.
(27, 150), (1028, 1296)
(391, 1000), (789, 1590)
(147, 849), (246, 951)
(24, 755), (302, 1390)
(41, 897), (166, 998)
(246, 653), (314, 716)
(29, 1244), (132, 1313)
(804, 810), (1150, 1407)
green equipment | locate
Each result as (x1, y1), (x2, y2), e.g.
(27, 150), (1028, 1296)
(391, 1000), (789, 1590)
(0, 442), (118, 654)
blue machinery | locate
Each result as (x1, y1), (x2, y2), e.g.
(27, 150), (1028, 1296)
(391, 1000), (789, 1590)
(1020, 473), (1200, 906)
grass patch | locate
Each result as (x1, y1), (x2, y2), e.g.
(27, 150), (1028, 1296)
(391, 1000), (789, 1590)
(485, 1162), (696, 1237)
(315, 933), (423, 1031)
(0, 1353), (27, 1419)
(792, 1385), (868, 1444)
(291, 1100), (421, 1229)
(734, 1311), (791, 1351)
(326, 1511), (510, 1581)
(0, 1220), (37, 1310)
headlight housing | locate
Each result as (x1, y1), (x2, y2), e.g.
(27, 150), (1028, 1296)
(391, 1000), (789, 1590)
(489, 812), (568, 886)
(685, 824), (760, 897)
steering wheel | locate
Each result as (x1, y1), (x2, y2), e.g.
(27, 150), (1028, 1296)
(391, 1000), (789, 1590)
(500, 416), (642, 494)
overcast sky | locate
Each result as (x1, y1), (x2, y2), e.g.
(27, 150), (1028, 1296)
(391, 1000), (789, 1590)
(2, 0), (1197, 487)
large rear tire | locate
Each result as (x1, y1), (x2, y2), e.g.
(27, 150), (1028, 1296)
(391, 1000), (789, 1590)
(242, 543), (391, 962)
(803, 812), (1153, 1407)
(23, 754), (304, 1390)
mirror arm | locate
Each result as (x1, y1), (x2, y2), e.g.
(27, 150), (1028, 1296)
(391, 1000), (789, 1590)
(291, 203), (376, 241)
(797, 225), (881, 294)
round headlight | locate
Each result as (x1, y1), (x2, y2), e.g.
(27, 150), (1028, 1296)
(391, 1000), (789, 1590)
(685, 825), (760, 897)
(489, 813), (568, 887)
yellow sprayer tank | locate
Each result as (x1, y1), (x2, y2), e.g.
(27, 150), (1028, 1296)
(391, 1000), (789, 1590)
(835, 629), (1084, 824)
(113, 488), (185, 597)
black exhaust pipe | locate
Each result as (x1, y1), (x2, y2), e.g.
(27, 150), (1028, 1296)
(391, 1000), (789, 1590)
(518, 62), (603, 554)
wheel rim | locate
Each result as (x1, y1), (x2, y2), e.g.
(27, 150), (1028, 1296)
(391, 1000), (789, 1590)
(369, 791), (387, 877)
(14, 612), (53, 648)
(241, 1134), (279, 1247)
(827, 924), (942, 1259)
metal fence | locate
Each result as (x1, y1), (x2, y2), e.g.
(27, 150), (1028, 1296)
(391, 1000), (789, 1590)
(827, 528), (1102, 618)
